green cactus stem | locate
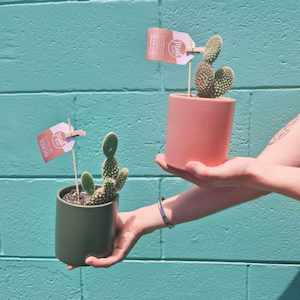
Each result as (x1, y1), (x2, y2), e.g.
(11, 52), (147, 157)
(102, 132), (120, 179)
(195, 62), (215, 97)
(115, 168), (129, 192)
(102, 157), (119, 179)
(203, 34), (223, 64)
(212, 66), (235, 98)
(103, 178), (116, 201)
(88, 187), (106, 205)
(81, 171), (95, 195)
(102, 132), (118, 159)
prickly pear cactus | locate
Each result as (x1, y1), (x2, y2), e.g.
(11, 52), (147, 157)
(195, 62), (215, 98)
(203, 35), (223, 64)
(212, 66), (234, 98)
(80, 132), (128, 205)
(102, 132), (119, 179)
(115, 168), (128, 192)
(103, 178), (116, 201)
(81, 171), (95, 195)
(87, 187), (106, 205)
(195, 34), (234, 98)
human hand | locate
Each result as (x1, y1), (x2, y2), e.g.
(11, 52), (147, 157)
(155, 153), (258, 188)
(68, 211), (144, 269)
(155, 153), (200, 185)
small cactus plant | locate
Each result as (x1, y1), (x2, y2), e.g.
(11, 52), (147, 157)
(195, 34), (234, 98)
(80, 132), (128, 205)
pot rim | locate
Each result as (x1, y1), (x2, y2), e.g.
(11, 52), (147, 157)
(169, 92), (235, 103)
(57, 185), (118, 209)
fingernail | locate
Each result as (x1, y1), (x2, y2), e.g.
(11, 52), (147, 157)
(85, 258), (93, 264)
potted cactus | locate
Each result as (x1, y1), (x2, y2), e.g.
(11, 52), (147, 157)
(56, 132), (128, 267)
(165, 34), (235, 170)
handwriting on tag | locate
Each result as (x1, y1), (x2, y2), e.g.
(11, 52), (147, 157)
(146, 27), (194, 65)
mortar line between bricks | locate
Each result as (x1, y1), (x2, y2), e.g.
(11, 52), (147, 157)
(0, 0), (88, 7)
(246, 264), (249, 300)
(0, 89), (161, 95)
(158, 177), (163, 259)
(2, 256), (300, 266)
(248, 92), (253, 156)
(80, 268), (84, 300)
(1, 86), (300, 96)
(0, 175), (174, 179)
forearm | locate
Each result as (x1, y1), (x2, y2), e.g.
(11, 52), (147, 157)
(249, 163), (300, 200)
(136, 185), (268, 233)
(161, 185), (268, 225)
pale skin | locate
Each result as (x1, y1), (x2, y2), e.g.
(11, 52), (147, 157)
(68, 114), (300, 270)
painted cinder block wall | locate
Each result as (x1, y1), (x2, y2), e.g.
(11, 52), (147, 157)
(0, 0), (300, 299)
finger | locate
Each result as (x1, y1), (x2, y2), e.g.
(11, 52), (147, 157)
(155, 154), (197, 182)
(186, 161), (229, 182)
(85, 233), (136, 268)
(67, 264), (80, 271)
(85, 249), (123, 268)
(185, 161), (210, 178)
(155, 154), (170, 172)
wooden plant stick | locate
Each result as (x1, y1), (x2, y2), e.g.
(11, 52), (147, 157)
(67, 118), (80, 200)
(187, 60), (192, 96)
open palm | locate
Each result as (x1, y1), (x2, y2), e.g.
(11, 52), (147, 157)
(155, 154), (257, 188)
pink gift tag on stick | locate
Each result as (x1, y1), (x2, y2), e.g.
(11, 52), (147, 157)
(37, 122), (86, 162)
(146, 27), (195, 65)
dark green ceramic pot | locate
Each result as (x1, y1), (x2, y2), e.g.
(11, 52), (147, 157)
(55, 185), (118, 267)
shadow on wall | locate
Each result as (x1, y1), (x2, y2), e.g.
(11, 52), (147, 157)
(279, 271), (300, 300)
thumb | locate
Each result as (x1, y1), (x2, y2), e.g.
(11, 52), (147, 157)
(186, 161), (227, 179)
(185, 161), (209, 178)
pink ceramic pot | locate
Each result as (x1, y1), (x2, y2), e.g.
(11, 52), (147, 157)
(165, 93), (235, 170)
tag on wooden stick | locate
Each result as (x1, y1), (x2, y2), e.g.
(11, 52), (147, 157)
(146, 27), (198, 65)
(37, 122), (86, 162)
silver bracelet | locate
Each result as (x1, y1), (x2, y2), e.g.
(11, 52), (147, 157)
(158, 197), (174, 229)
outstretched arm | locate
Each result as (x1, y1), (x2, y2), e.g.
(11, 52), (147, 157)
(83, 114), (300, 268)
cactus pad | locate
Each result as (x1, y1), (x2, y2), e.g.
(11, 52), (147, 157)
(102, 132), (118, 159)
(81, 171), (95, 195)
(102, 157), (119, 179)
(203, 34), (223, 64)
(103, 178), (116, 201)
(195, 62), (215, 97)
(115, 168), (129, 192)
(213, 66), (234, 97)
(87, 187), (106, 205)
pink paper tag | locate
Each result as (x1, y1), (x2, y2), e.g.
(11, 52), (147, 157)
(146, 27), (194, 65)
(37, 122), (84, 162)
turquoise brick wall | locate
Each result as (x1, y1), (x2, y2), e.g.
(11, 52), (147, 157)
(0, 0), (300, 299)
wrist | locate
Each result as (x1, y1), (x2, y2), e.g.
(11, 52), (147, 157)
(133, 203), (166, 235)
(246, 159), (270, 191)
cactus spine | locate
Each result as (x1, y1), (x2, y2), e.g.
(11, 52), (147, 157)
(195, 34), (234, 98)
(80, 132), (128, 205)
